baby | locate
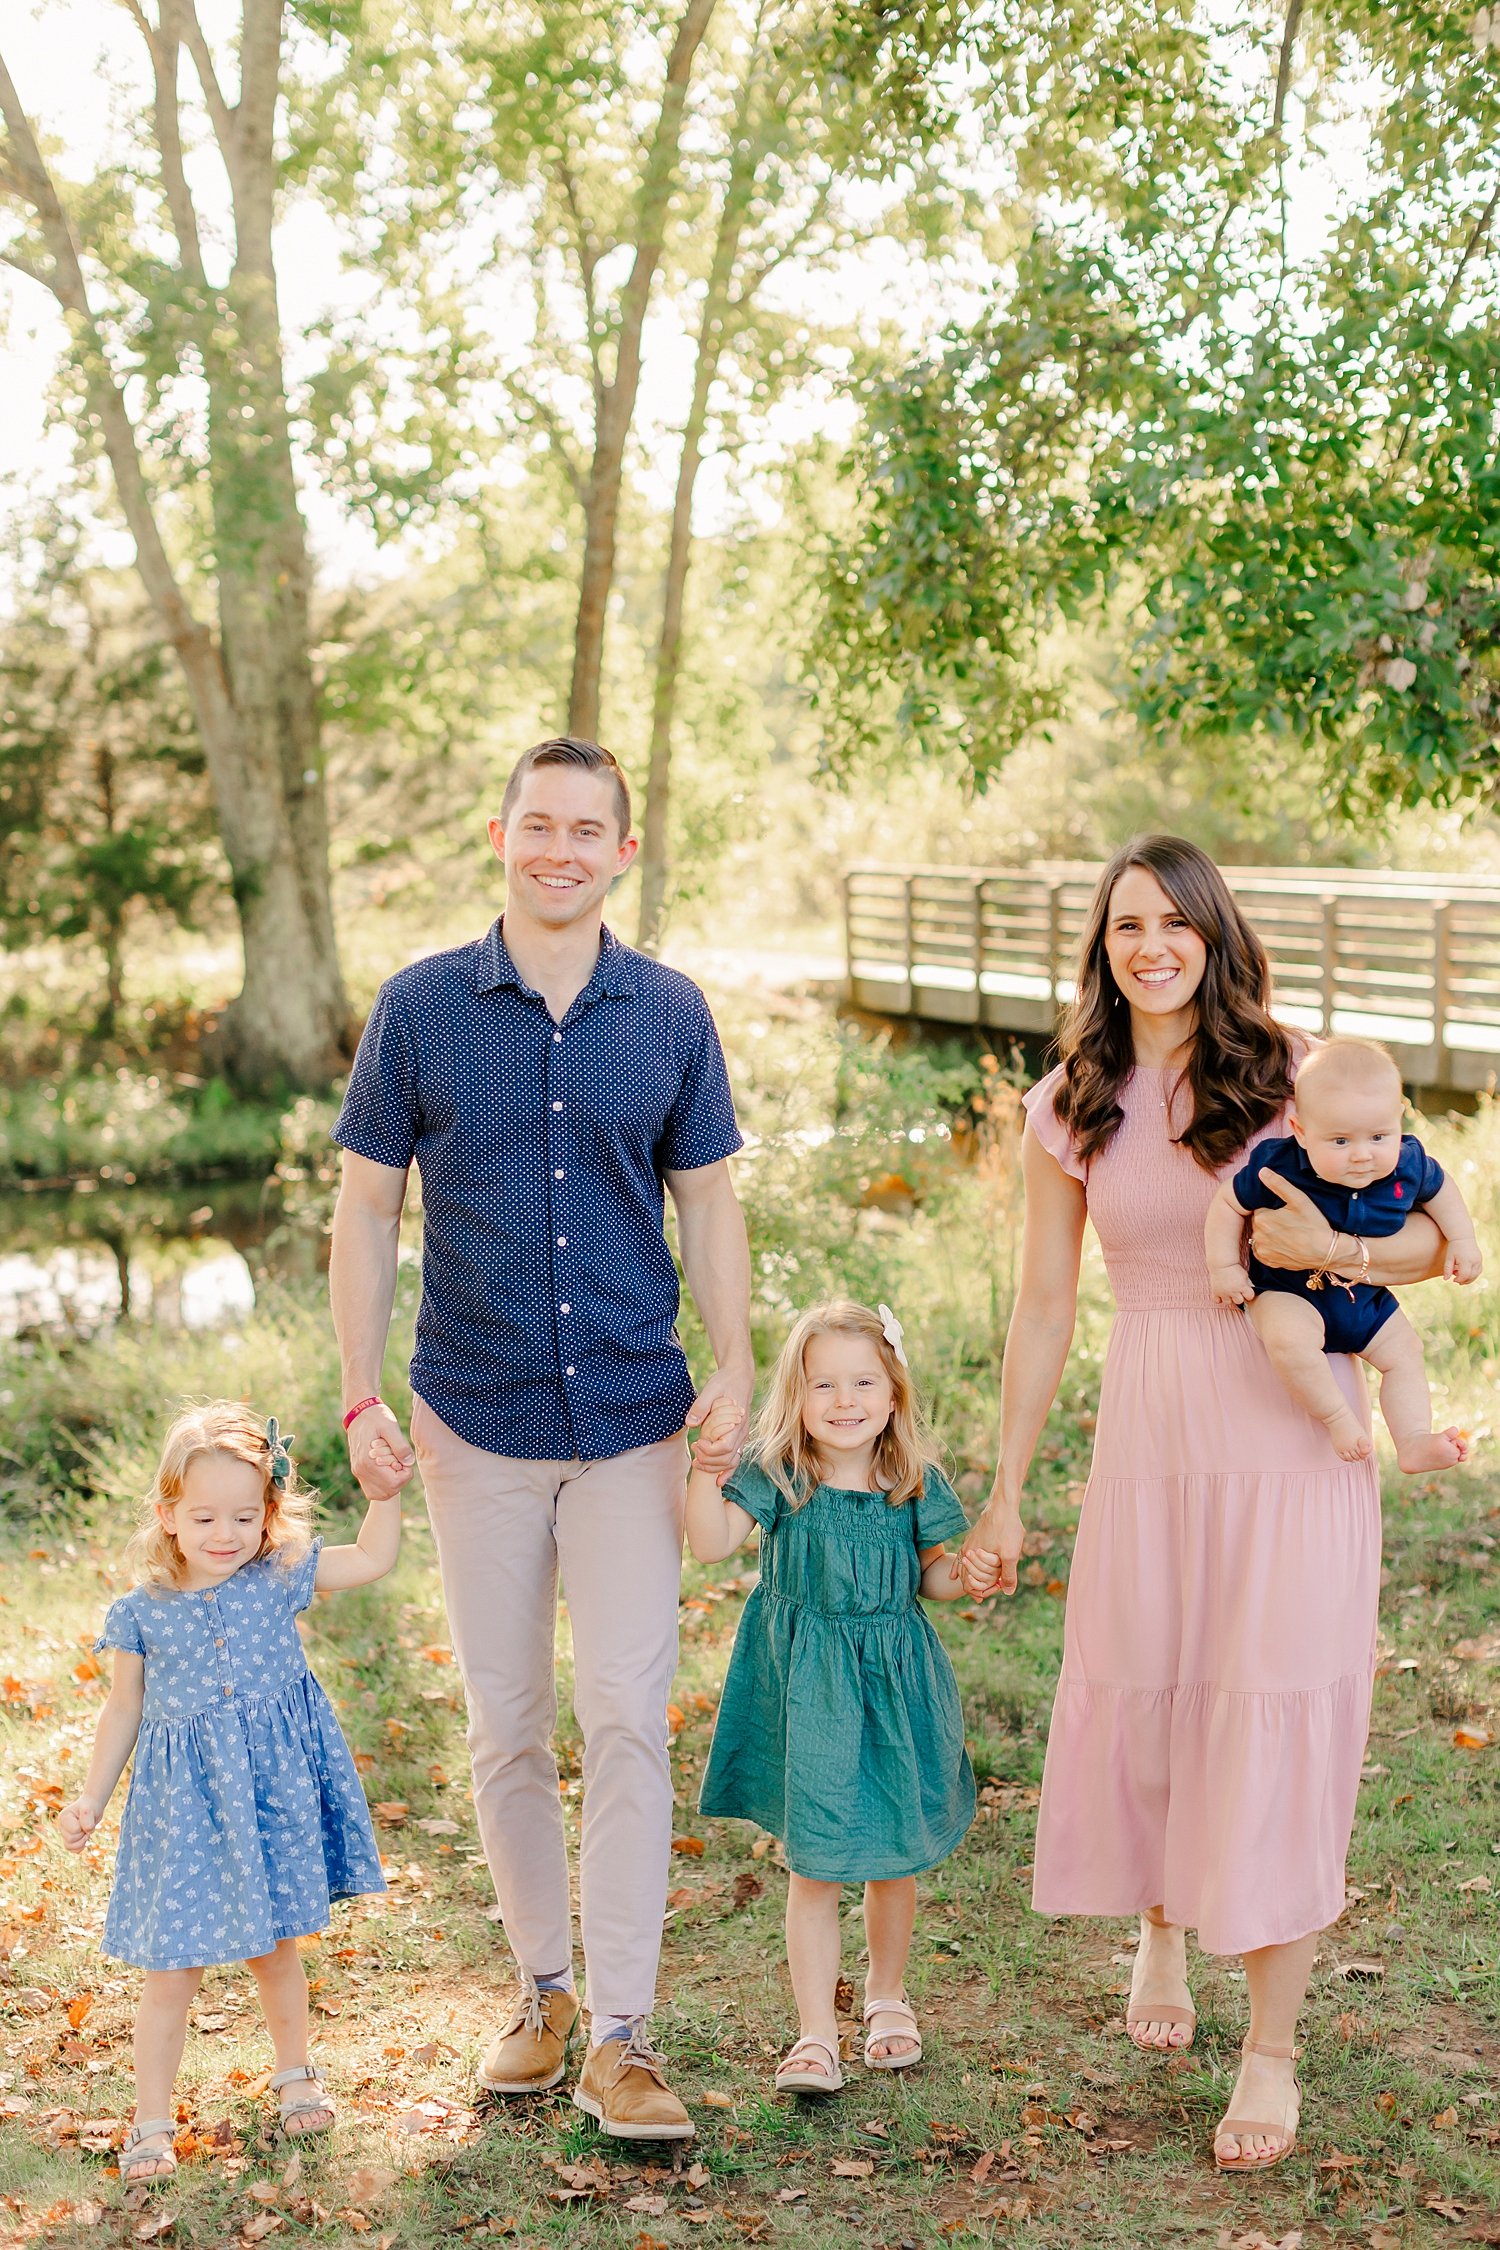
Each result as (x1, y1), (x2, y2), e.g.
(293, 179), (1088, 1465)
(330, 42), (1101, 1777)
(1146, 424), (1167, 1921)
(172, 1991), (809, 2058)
(1205, 1039), (1481, 1470)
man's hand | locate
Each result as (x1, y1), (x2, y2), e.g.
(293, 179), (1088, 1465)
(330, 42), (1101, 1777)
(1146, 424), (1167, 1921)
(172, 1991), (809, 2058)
(1446, 1235), (1484, 1284)
(687, 1367), (752, 1484)
(58, 1798), (100, 1853)
(348, 1403), (415, 1504)
(1249, 1172), (1333, 1271)
(959, 1499), (1025, 1600)
(1210, 1262), (1255, 1307)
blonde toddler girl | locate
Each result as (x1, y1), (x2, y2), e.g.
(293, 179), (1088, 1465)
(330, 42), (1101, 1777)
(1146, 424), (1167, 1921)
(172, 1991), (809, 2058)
(687, 1300), (974, 2093)
(59, 1403), (400, 2184)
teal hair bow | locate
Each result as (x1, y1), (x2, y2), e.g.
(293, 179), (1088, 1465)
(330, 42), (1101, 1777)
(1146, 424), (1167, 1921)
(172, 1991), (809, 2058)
(265, 1417), (296, 1489)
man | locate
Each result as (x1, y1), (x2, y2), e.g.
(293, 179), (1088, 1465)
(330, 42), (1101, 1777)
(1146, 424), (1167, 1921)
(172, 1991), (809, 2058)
(329, 736), (751, 2140)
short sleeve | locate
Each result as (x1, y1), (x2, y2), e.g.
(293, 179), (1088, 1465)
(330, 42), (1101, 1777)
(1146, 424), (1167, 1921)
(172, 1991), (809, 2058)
(1231, 1144), (1278, 1211)
(1021, 1065), (1087, 1183)
(332, 981), (420, 1170)
(94, 1595), (145, 1657)
(278, 1539), (323, 1615)
(913, 1465), (969, 1550)
(657, 1007), (743, 1173)
(723, 1456), (782, 1530)
(1407, 1138), (1446, 1205)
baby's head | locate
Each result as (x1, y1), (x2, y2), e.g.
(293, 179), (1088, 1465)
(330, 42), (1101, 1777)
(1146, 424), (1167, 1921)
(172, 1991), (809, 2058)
(128, 1400), (314, 1591)
(756, 1298), (934, 1508)
(1289, 1040), (1406, 1189)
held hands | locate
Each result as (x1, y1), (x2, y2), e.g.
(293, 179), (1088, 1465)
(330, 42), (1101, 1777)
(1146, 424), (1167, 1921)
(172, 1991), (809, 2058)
(1210, 1262), (1256, 1307)
(58, 1798), (101, 1853)
(958, 1497), (1025, 1600)
(688, 1370), (752, 1485)
(1445, 1235), (1484, 1284)
(348, 1403), (415, 1504)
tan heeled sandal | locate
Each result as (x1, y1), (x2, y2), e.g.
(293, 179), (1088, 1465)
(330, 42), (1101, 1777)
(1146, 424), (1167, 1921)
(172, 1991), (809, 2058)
(774, 2035), (844, 2093)
(1213, 2037), (1300, 2172)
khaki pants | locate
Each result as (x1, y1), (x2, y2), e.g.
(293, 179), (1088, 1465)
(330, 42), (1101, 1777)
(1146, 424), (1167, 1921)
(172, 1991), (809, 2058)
(411, 1397), (686, 2020)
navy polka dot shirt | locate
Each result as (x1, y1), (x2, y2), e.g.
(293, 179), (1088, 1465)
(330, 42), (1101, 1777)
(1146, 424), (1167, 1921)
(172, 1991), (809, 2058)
(333, 920), (743, 1462)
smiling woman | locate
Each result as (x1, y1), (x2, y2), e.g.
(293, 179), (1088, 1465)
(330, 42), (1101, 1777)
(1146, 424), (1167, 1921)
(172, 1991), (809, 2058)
(959, 832), (1451, 2177)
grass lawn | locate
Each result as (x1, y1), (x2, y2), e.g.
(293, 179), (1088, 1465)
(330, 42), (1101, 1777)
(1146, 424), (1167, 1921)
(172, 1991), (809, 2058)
(0, 1417), (1495, 2250)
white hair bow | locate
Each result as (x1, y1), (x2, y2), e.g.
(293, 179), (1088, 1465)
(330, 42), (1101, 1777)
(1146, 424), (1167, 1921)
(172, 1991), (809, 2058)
(877, 1303), (908, 1366)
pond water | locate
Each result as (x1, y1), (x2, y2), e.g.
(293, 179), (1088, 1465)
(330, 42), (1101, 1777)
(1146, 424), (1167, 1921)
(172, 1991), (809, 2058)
(0, 1175), (335, 1339)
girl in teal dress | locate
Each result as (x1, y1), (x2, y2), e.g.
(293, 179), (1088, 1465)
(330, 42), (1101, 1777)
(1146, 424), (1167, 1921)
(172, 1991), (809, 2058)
(688, 1298), (975, 2095)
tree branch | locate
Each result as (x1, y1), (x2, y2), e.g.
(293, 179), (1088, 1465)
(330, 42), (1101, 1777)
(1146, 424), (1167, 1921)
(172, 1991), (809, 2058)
(1435, 176), (1500, 325)
(175, 0), (237, 159)
(119, 0), (208, 284)
(0, 244), (63, 297)
(506, 376), (588, 501)
(556, 153), (605, 411)
(0, 46), (228, 721)
(1272, 0), (1304, 140)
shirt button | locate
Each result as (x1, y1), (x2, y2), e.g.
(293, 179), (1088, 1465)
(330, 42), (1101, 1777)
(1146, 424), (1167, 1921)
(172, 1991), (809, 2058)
(552, 1100), (563, 1111)
(554, 1168), (564, 1179)
(553, 1031), (562, 1043)
(215, 1637), (225, 1649)
(565, 1366), (576, 1377)
(560, 1303), (570, 1315)
(223, 1686), (233, 1698)
(557, 1236), (566, 1247)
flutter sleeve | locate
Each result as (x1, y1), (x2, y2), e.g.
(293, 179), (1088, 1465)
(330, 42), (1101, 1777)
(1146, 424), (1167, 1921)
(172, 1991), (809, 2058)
(722, 1456), (782, 1531)
(1021, 1065), (1087, 1183)
(94, 1595), (145, 1657)
(279, 1538), (324, 1615)
(913, 1465), (969, 1549)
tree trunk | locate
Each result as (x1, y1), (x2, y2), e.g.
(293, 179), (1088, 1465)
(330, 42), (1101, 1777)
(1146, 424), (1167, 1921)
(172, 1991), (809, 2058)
(565, 0), (718, 740)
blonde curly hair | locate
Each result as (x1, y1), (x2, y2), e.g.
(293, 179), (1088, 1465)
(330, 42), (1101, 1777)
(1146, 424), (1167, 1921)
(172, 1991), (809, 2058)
(127, 1399), (316, 1592)
(755, 1298), (939, 1510)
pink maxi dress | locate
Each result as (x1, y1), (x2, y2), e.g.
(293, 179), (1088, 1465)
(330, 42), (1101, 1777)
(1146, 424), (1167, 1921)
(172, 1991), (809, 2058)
(1026, 1062), (1382, 1955)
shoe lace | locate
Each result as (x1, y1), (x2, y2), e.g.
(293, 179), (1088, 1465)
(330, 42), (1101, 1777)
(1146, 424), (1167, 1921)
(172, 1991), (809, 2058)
(508, 1975), (546, 2039)
(616, 2021), (668, 2085)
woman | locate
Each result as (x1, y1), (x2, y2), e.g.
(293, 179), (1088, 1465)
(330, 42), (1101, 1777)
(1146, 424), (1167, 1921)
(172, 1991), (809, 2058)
(962, 836), (1445, 2170)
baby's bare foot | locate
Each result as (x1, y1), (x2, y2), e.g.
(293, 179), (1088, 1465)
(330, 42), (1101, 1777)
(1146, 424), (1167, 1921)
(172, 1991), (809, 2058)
(1396, 1426), (1469, 1473)
(1322, 1407), (1373, 1462)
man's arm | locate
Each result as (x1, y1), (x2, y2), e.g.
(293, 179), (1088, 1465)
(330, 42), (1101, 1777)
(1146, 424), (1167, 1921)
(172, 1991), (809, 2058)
(329, 1151), (416, 1501)
(665, 1157), (753, 1469)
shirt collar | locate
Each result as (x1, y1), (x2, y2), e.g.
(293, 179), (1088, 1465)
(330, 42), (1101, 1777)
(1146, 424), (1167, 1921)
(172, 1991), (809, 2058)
(477, 918), (637, 1002)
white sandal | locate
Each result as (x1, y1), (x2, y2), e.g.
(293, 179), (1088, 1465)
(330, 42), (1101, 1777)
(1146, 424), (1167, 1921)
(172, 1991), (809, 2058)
(774, 2035), (844, 2093)
(119, 2119), (177, 2184)
(272, 2061), (335, 2137)
(862, 1996), (922, 2070)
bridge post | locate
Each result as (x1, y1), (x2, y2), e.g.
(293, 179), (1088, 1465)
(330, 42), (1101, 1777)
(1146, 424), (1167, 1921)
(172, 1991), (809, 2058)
(1320, 894), (1339, 1037)
(904, 874), (916, 1000)
(1047, 882), (1063, 1018)
(1433, 899), (1453, 1066)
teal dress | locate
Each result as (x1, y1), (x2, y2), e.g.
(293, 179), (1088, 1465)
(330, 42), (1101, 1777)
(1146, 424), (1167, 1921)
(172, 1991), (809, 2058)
(699, 1459), (976, 1881)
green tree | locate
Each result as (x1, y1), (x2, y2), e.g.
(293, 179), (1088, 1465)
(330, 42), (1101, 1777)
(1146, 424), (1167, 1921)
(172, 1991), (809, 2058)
(812, 0), (1500, 812)
(0, 523), (215, 1035)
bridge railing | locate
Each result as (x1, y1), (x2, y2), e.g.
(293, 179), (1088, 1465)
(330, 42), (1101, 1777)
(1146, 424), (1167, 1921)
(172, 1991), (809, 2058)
(844, 865), (1500, 1092)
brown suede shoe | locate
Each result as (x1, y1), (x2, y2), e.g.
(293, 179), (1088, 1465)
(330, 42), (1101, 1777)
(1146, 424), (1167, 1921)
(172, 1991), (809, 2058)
(573, 2029), (694, 2141)
(479, 1982), (580, 2094)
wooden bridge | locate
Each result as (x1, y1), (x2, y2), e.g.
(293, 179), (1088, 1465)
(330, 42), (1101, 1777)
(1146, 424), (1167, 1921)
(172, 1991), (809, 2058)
(844, 864), (1500, 1096)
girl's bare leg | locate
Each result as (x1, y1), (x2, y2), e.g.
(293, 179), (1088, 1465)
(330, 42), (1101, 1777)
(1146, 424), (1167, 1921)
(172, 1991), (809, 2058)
(863, 1876), (917, 2060)
(784, 1874), (842, 2081)
(1249, 1294), (1370, 1460)
(1363, 1310), (1468, 1472)
(248, 1939), (332, 2131)
(1215, 1931), (1317, 2163)
(132, 1967), (203, 2170)
(1128, 1908), (1194, 2049)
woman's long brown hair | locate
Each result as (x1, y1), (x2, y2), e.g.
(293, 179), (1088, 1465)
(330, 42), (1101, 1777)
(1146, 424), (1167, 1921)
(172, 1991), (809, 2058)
(1052, 835), (1296, 1171)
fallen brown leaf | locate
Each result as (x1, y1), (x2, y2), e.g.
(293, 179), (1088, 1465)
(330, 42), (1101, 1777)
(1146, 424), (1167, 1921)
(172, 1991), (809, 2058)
(831, 2156), (874, 2178)
(671, 1835), (706, 1857)
(344, 2166), (398, 2201)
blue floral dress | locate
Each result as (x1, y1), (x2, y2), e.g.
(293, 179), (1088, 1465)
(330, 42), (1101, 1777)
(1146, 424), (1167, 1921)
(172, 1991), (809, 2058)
(699, 1461), (976, 1882)
(95, 1542), (385, 1970)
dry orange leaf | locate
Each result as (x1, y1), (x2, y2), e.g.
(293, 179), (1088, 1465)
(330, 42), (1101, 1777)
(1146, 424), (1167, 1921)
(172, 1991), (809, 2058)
(1454, 1726), (1493, 1750)
(666, 1704), (686, 1735)
(65, 1994), (94, 2030)
(671, 1836), (706, 1857)
(373, 1802), (409, 1827)
(419, 1645), (452, 1664)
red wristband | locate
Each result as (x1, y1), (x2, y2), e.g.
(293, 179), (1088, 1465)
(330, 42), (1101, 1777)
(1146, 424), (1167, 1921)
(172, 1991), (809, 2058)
(342, 1396), (384, 1432)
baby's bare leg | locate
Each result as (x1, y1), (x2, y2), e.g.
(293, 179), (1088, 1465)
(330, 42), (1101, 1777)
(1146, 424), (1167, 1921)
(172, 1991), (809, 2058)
(1248, 1293), (1372, 1461)
(1362, 1310), (1469, 1473)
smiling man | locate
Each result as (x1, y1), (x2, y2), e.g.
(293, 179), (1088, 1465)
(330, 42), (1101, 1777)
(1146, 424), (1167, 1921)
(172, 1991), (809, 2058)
(328, 735), (751, 2140)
